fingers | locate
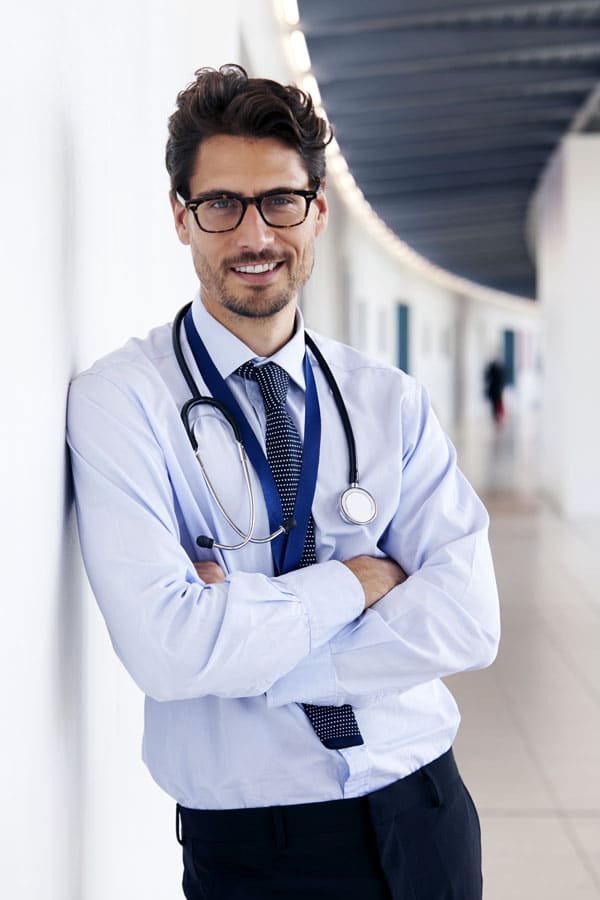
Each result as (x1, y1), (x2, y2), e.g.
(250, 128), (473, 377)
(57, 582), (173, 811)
(194, 561), (226, 584)
(392, 560), (408, 585)
(342, 556), (408, 608)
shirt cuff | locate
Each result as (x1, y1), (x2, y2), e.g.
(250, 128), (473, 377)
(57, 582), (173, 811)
(266, 642), (338, 708)
(273, 559), (365, 649)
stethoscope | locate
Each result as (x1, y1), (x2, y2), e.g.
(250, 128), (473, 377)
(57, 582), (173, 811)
(172, 303), (377, 556)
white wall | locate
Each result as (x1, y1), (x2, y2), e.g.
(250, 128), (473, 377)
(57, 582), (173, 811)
(532, 134), (600, 518)
(2, 9), (84, 898)
(304, 185), (462, 428)
(305, 185), (541, 433)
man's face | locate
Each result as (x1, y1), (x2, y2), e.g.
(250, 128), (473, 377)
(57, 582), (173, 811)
(171, 134), (328, 326)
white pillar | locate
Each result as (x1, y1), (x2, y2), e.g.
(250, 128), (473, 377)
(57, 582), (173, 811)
(532, 134), (600, 518)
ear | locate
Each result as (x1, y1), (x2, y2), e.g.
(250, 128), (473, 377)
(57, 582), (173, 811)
(170, 192), (192, 246)
(313, 180), (328, 237)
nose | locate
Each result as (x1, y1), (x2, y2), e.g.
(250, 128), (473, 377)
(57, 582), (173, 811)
(234, 201), (275, 251)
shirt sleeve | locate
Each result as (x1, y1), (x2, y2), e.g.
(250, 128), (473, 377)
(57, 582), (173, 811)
(267, 380), (500, 709)
(66, 371), (364, 703)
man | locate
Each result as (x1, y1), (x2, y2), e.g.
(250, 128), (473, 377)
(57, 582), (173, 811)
(484, 358), (506, 425)
(67, 65), (500, 899)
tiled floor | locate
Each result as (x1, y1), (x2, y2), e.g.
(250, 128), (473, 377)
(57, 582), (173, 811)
(449, 414), (600, 898)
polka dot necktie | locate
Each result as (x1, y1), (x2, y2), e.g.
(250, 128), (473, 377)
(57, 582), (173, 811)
(237, 360), (363, 750)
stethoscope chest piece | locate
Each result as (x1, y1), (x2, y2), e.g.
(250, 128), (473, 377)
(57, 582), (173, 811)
(340, 485), (377, 526)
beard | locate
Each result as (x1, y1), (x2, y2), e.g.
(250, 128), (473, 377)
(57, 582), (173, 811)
(193, 248), (314, 320)
(219, 281), (295, 320)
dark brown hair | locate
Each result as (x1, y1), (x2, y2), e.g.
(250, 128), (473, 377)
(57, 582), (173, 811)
(166, 64), (332, 200)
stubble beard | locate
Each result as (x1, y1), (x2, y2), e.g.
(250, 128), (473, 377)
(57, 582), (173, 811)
(220, 284), (295, 320)
(195, 248), (314, 320)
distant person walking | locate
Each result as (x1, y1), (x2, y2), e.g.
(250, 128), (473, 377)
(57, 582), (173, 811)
(484, 359), (505, 424)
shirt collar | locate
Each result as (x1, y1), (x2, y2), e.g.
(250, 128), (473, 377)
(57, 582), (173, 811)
(191, 292), (307, 390)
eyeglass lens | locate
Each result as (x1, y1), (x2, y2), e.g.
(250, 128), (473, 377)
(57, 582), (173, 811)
(195, 194), (308, 231)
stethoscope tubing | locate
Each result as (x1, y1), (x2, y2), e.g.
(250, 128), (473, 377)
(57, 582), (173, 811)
(174, 304), (358, 479)
(303, 333), (358, 487)
(172, 303), (377, 551)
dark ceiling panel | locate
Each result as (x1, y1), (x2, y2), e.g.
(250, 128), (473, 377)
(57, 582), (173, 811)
(307, 31), (600, 66)
(300, 0), (600, 30)
(298, 0), (600, 297)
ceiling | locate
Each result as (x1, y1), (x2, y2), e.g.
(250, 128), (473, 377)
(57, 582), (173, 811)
(297, 0), (600, 299)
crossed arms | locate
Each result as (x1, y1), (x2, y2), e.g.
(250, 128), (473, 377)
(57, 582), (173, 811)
(67, 368), (499, 707)
(195, 556), (407, 609)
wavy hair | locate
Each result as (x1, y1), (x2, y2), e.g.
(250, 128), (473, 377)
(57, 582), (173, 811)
(166, 64), (332, 199)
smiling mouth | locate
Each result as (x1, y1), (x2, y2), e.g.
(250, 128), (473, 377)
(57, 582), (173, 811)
(232, 261), (283, 275)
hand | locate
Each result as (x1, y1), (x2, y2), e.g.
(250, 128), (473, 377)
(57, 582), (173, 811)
(343, 556), (408, 609)
(194, 561), (226, 584)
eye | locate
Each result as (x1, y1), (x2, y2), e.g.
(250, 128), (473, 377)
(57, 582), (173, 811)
(207, 197), (239, 210)
(263, 194), (295, 208)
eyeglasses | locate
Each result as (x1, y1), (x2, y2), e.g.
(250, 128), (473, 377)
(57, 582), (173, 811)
(183, 188), (320, 233)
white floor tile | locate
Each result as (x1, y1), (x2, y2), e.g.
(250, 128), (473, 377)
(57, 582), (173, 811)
(451, 413), (600, 896)
(568, 817), (600, 886)
(448, 671), (556, 812)
(481, 816), (600, 900)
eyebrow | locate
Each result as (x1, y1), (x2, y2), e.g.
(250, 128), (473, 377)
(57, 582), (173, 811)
(190, 186), (309, 200)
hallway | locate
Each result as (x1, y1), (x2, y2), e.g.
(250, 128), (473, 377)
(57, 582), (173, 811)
(450, 415), (600, 898)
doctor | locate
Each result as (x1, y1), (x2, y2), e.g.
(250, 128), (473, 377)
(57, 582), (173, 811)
(67, 65), (500, 899)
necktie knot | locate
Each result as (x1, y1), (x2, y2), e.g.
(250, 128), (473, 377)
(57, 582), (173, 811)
(237, 361), (289, 413)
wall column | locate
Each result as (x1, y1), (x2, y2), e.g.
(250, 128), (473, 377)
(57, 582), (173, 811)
(533, 134), (600, 518)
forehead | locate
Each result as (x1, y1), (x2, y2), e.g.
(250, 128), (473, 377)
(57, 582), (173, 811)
(189, 135), (309, 194)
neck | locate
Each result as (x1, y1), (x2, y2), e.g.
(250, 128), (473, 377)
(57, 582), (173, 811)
(201, 293), (298, 357)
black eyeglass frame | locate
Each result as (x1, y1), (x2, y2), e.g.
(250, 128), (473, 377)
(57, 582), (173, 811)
(183, 187), (321, 233)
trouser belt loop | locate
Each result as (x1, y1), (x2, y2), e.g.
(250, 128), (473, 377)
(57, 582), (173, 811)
(176, 804), (185, 846)
(271, 807), (287, 850)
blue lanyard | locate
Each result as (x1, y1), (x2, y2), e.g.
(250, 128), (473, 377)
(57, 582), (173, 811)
(183, 309), (321, 575)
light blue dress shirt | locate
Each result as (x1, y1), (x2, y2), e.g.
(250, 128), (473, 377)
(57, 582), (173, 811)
(67, 294), (500, 809)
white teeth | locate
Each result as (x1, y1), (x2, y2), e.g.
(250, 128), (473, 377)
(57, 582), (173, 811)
(234, 263), (278, 274)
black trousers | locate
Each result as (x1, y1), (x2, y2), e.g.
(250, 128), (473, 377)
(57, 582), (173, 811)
(177, 749), (482, 899)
